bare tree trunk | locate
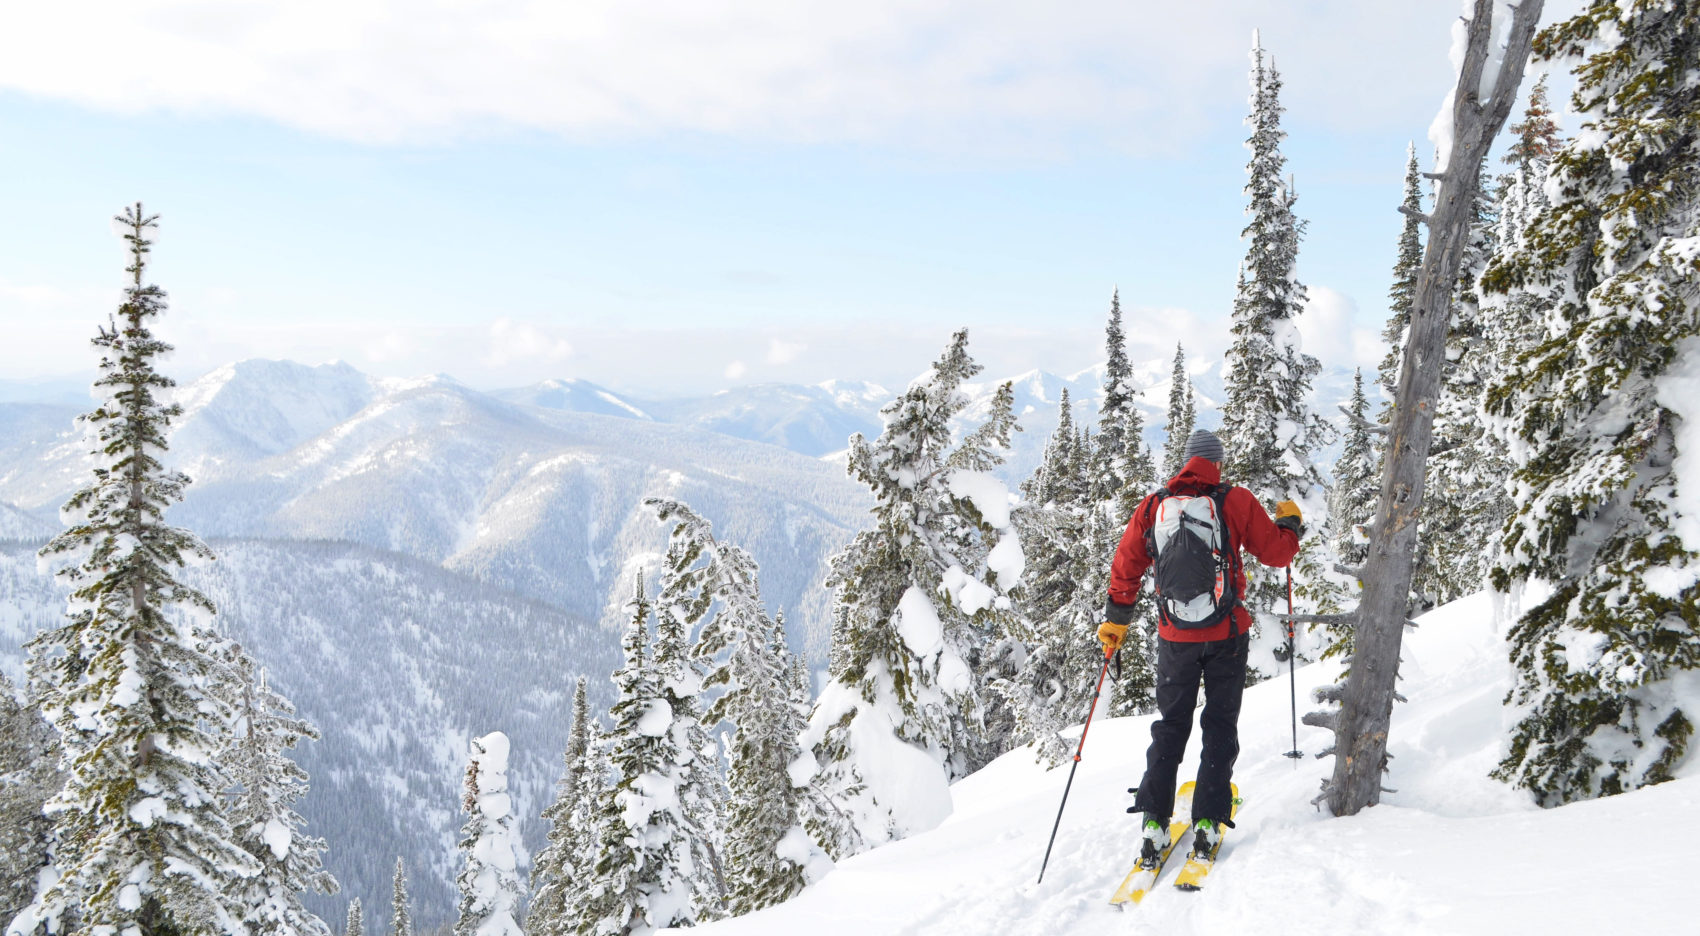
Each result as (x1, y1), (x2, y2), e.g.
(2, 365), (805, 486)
(1321, 0), (1545, 817)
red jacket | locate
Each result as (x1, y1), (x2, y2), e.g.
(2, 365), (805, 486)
(1105, 456), (1300, 642)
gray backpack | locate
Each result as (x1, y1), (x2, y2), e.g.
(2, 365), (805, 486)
(1142, 485), (1238, 632)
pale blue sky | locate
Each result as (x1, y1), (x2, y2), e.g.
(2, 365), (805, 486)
(0, 1), (1573, 395)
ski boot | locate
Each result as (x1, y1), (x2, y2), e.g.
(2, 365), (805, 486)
(1137, 815), (1170, 870)
(1189, 817), (1221, 862)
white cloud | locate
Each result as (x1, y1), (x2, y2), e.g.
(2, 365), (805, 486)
(0, 2), (1472, 152)
(766, 338), (806, 365)
(1299, 286), (1384, 373)
(724, 360), (749, 380)
(483, 318), (572, 367)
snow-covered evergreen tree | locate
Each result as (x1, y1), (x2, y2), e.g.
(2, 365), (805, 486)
(526, 678), (590, 936)
(1481, 0), (1700, 805)
(388, 859), (411, 936)
(0, 675), (60, 931)
(221, 651), (338, 936)
(1378, 143), (1427, 416)
(1087, 298), (1160, 715)
(1503, 75), (1561, 169)
(1327, 371), (1377, 570)
(1096, 290), (1159, 518)
(13, 204), (260, 936)
(581, 576), (696, 934)
(1321, 370), (1378, 660)
(344, 899), (363, 936)
(454, 733), (523, 936)
(645, 498), (815, 916)
(1217, 36), (1332, 661)
(1004, 398), (1113, 763)
(650, 544), (729, 922)
(1161, 344), (1197, 480)
(799, 330), (1023, 859)
(1414, 165), (1511, 609)
(558, 719), (610, 936)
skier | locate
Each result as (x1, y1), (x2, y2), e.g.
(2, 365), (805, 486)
(1096, 429), (1302, 867)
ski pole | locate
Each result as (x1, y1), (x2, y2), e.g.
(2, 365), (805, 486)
(1037, 647), (1114, 885)
(1284, 567), (1302, 760)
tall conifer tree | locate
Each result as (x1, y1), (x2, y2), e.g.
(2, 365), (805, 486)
(18, 205), (259, 936)
(344, 899), (363, 936)
(582, 576), (697, 933)
(1482, 0), (1700, 805)
(1090, 298), (1159, 714)
(1161, 344), (1197, 480)
(1414, 164), (1511, 608)
(1096, 291), (1158, 518)
(1006, 398), (1089, 763)
(651, 558), (729, 922)
(221, 653), (338, 936)
(388, 859), (411, 936)
(646, 499), (814, 917)
(453, 733), (523, 936)
(1379, 143), (1427, 416)
(1322, 370), (1378, 659)
(1217, 37), (1331, 652)
(800, 330), (1021, 858)
(527, 678), (590, 936)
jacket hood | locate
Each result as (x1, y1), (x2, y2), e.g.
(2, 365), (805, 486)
(1167, 455), (1222, 492)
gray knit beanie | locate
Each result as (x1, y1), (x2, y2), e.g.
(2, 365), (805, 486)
(1183, 429), (1225, 464)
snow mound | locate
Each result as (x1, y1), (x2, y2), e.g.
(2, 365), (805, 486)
(689, 591), (1697, 935)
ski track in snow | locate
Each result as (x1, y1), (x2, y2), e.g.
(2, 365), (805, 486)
(688, 592), (1696, 935)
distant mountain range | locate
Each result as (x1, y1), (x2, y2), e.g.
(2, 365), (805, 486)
(0, 360), (873, 660)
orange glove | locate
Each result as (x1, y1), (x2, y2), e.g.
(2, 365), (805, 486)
(1274, 500), (1303, 535)
(1097, 621), (1128, 656)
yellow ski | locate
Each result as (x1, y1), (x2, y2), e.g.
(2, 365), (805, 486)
(1108, 782), (1195, 908)
(1173, 783), (1241, 892)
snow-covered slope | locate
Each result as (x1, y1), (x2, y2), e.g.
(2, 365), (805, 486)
(644, 382), (887, 458)
(491, 377), (656, 421)
(694, 591), (1694, 935)
(0, 502), (53, 539)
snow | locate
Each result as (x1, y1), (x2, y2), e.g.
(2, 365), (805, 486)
(463, 731), (525, 936)
(1429, 1), (1518, 183)
(947, 470), (1013, 530)
(260, 818), (292, 861)
(797, 674), (957, 846)
(637, 699), (675, 738)
(986, 533), (1025, 587)
(1556, 627), (1610, 676)
(894, 585), (944, 659)
(1656, 338), (1700, 572)
(940, 564), (994, 616)
(686, 590), (1699, 935)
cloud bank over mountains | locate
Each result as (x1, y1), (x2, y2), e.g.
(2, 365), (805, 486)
(2, 2), (1464, 152)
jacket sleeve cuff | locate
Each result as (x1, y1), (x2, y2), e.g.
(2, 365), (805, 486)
(1104, 597), (1137, 626)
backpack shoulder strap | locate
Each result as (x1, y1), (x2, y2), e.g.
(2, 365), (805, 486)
(1141, 487), (1170, 557)
(1211, 484), (1243, 635)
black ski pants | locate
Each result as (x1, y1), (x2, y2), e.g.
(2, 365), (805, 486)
(1131, 631), (1248, 826)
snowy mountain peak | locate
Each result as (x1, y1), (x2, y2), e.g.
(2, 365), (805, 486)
(169, 358), (377, 461)
(816, 378), (891, 408)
